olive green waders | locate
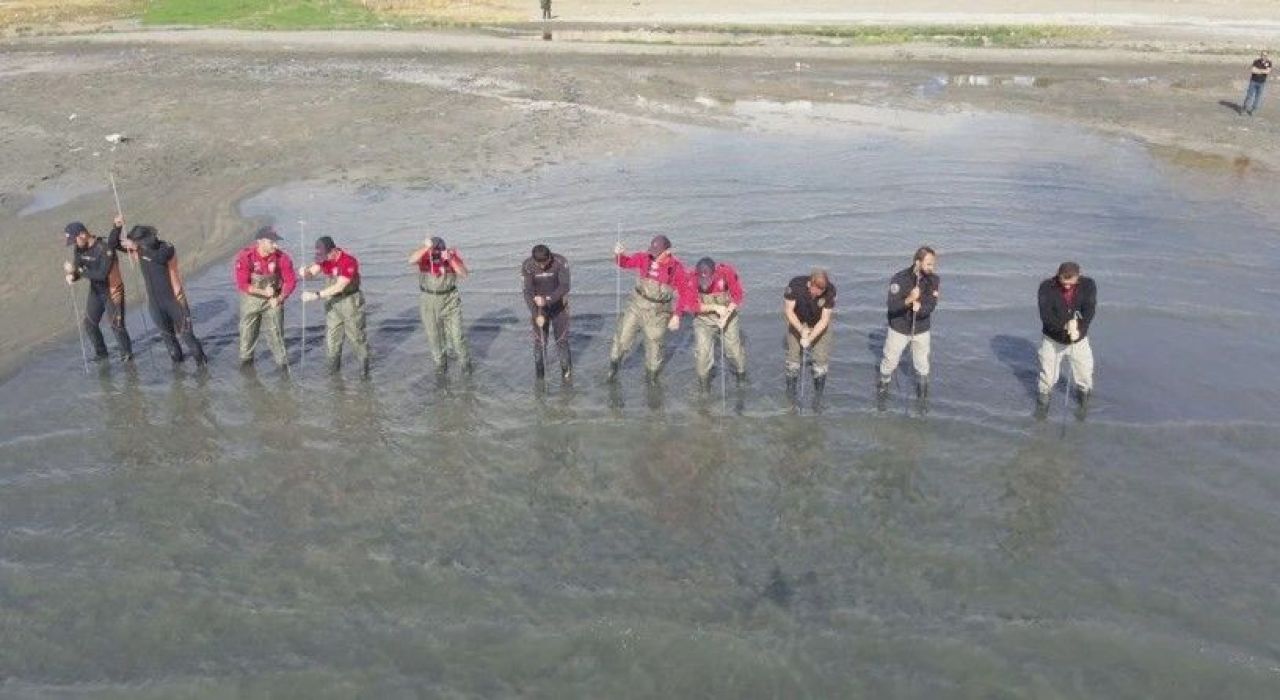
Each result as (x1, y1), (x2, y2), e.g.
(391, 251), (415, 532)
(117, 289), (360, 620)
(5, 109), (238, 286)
(239, 272), (288, 367)
(419, 270), (470, 372)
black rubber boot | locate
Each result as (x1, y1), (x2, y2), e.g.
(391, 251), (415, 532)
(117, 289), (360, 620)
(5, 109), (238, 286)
(1074, 388), (1091, 422)
(326, 356), (342, 375)
(785, 374), (798, 401)
(1034, 392), (1052, 421)
(876, 374), (891, 410)
(560, 357), (572, 382)
(698, 375), (712, 392)
(916, 377), (929, 400)
(606, 359), (620, 383)
(812, 374), (826, 410)
(534, 355), (546, 380)
(360, 357), (371, 380)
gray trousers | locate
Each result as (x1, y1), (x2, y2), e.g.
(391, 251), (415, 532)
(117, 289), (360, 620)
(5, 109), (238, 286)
(1038, 336), (1094, 394)
(879, 327), (931, 378)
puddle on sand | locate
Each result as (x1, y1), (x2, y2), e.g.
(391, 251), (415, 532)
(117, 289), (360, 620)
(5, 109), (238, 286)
(16, 181), (107, 218)
(2, 113), (1279, 697)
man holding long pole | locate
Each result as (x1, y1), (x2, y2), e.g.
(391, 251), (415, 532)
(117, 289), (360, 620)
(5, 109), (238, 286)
(521, 243), (571, 382)
(783, 269), (835, 406)
(877, 246), (940, 405)
(234, 226), (297, 372)
(1036, 261), (1097, 420)
(607, 234), (686, 383)
(61, 216), (134, 363)
(300, 236), (371, 379)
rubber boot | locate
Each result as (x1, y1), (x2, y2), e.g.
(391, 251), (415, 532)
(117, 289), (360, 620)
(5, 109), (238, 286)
(560, 356), (573, 383)
(326, 356), (342, 376)
(360, 357), (371, 380)
(1034, 391), (1052, 421)
(606, 359), (620, 383)
(534, 354), (546, 380)
(698, 374), (712, 392)
(735, 369), (748, 383)
(812, 374), (826, 411)
(876, 374), (892, 411)
(785, 374), (798, 402)
(1074, 388), (1091, 422)
(645, 368), (660, 386)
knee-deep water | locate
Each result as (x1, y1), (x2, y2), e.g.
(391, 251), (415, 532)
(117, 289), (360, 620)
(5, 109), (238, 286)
(2, 112), (1279, 697)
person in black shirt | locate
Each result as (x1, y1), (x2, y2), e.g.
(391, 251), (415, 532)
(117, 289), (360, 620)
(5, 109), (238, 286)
(62, 217), (134, 361)
(783, 269), (836, 401)
(1036, 261), (1096, 418)
(521, 244), (571, 381)
(124, 225), (207, 366)
(1243, 50), (1271, 116)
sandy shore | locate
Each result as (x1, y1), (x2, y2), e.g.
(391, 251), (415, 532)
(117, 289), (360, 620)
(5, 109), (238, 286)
(1, 20), (1277, 377)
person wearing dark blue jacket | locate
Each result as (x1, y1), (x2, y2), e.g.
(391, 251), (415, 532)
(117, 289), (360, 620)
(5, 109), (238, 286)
(878, 247), (940, 401)
(1036, 261), (1096, 417)
(125, 225), (207, 366)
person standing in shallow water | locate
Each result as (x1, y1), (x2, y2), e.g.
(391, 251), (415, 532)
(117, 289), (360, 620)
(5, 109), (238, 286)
(1242, 50), (1271, 116)
(522, 244), (571, 381)
(234, 226), (296, 371)
(1036, 261), (1097, 420)
(409, 236), (471, 376)
(123, 225), (207, 366)
(783, 269), (835, 404)
(608, 234), (687, 383)
(878, 246), (940, 404)
(300, 236), (371, 378)
(541, 0), (552, 21)
(62, 216), (133, 362)
(677, 256), (747, 390)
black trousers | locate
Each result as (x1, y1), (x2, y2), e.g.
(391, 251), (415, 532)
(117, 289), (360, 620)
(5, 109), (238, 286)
(532, 305), (570, 372)
(84, 283), (133, 358)
(150, 297), (206, 363)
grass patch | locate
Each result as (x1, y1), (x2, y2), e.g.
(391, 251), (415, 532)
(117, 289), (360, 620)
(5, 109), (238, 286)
(142, 0), (385, 29)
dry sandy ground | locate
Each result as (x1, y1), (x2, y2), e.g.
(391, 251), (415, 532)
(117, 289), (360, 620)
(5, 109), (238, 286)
(0, 20), (1277, 377)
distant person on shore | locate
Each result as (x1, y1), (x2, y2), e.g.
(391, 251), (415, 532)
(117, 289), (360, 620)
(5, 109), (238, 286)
(301, 236), (370, 378)
(877, 246), (940, 406)
(1036, 261), (1096, 420)
(62, 216), (134, 362)
(522, 244), (571, 381)
(409, 236), (472, 376)
(541, 0), (552, 21)
(1243, 50), (1271, 115)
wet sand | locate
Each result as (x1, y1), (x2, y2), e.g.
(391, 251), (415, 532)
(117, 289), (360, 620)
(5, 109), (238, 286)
(2, 20), (1279, 377)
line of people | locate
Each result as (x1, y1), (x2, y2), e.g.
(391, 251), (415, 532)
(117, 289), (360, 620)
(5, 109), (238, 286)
(63, 221), (1097, 417)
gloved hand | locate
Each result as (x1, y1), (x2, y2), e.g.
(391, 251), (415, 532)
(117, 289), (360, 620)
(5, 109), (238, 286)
(1066, 319), (1080, 342)
(262, 286), (277, 299)
(667, 314), (680, 332)
(65, 274), (75, 285)
(536, 315), (546, 329)
(799, 326), (812, 349)
(113, 214), (124, 228)
(302, 291), (320, 303)
(534, 295), (546, 308)
(716, 306), (732, 329)
(63, 261), (74, 274)
(613, 242), (625, 256)
(297, 266), (309, 279)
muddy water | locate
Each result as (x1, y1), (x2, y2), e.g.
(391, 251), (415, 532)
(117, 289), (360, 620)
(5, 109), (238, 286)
(2, 114), (1278, 697)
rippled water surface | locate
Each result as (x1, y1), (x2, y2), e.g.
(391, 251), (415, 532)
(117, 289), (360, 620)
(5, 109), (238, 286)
(3, 114), (1279, 697)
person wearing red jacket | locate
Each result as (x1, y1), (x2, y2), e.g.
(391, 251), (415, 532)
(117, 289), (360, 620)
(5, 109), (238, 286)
(300, 236), (370, 378)
(235, 226), (297, 370)
(607, 234), (687, 382)
(677, 256), (746, 389)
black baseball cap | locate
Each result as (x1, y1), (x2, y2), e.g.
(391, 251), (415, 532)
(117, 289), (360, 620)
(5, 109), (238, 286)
(531, 244), (551, 263)
(315, 236), (336, 254)
(64, 221), (88, 245)
(430, 236), (446, 251)
(126, 225), (157, 241)
(696, 257), (716, 277)
(254, 226), (281, 242)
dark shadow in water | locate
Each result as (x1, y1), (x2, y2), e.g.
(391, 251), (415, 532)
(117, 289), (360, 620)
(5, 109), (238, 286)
(372, 306), (424, 356)
(567, 311), (607, 358)
(1218, 99), (1244, 116)
(467, 308), (521, 362)
(991, 334), (1041, 398)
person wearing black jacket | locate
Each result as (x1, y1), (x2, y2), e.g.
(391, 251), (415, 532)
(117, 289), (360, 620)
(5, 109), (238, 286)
(522, 244), (571, 381)
(124, 225), (207, 366)
(1037, 261), (1096, 416)
(878, 246), (940, 401)
(62, 217), (134, 361)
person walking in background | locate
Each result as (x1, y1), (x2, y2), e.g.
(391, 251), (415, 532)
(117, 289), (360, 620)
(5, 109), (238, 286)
(522, 244), (571, 381)
(124, 225), (207, 367)
(1036, 261), (1097, 420)
(877, 246), (940, 405)
(234, 226), (296, 372)
(301, 236), (371, 378)
(409, 236), (471, 376)
(1243, 50), (1271, 115)
(541, 0), (552, 21)
(62, 216), (133, 362)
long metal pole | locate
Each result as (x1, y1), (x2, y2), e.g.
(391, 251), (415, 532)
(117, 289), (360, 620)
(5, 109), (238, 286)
(110, 172), (156, 368)
(299, 220), (307, 370)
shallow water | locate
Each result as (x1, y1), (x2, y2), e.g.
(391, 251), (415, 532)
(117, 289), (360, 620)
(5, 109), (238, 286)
(2, 113), (1279, 697)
